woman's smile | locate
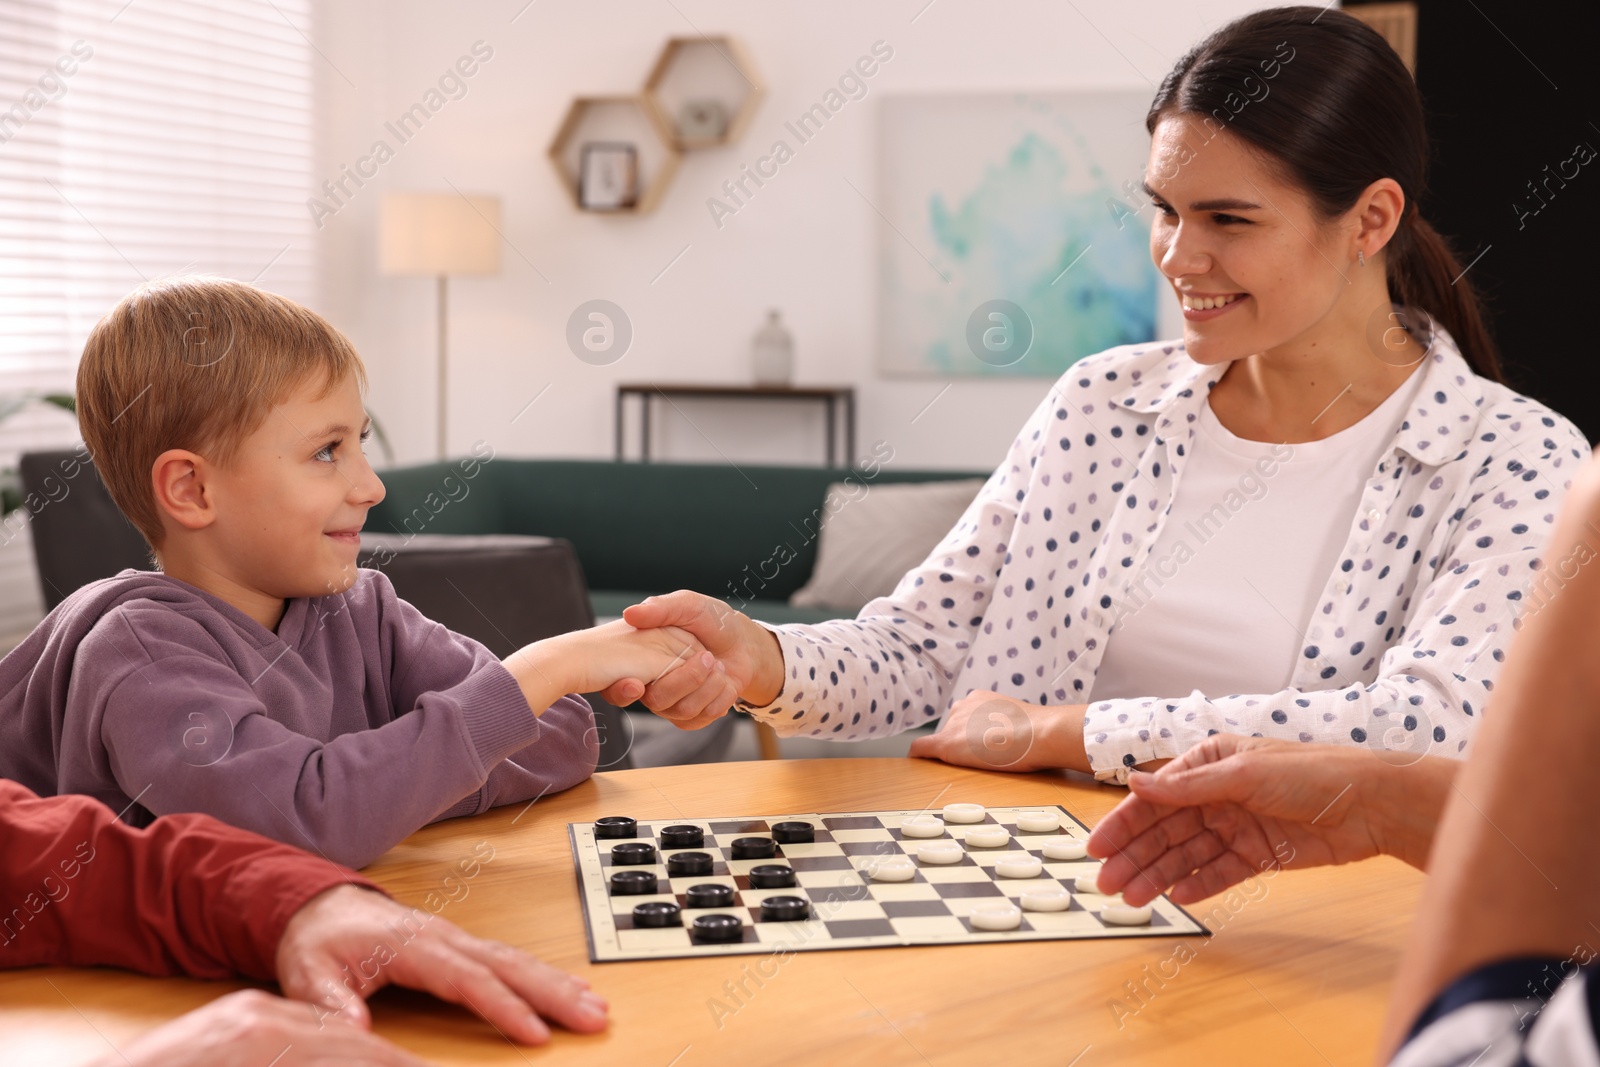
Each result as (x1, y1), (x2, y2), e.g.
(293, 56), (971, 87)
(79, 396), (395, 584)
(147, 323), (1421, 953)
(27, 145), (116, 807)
(1178, 291), (1249, 321)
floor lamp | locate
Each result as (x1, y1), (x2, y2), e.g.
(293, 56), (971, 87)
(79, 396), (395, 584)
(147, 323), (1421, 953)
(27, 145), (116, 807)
(379, 192), (502, 460)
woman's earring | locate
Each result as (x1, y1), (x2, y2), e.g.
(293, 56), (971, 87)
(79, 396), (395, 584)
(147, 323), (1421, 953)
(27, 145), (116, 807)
(1358, 249), (1366, 267)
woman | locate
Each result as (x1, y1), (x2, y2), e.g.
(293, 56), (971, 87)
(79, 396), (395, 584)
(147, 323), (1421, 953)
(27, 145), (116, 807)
(604, 6), (1589, 782)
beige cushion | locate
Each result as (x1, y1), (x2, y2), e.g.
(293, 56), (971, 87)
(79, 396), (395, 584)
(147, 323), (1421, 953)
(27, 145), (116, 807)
(789, 478), (988, 612)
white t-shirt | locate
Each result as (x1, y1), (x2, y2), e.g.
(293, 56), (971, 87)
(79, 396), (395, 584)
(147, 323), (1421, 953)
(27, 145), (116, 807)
(1091, 366), (1427, 702)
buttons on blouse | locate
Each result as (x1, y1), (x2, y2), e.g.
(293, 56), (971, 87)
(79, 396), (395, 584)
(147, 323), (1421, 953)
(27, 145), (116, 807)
(1367, 508), (1382, 523)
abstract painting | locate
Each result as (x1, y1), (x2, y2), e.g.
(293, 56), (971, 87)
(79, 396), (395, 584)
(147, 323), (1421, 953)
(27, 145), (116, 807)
(877, 93), (1161, 377)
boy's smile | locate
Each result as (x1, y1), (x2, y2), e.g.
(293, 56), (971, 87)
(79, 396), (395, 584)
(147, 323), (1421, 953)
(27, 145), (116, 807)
(153, 369), (385, 631)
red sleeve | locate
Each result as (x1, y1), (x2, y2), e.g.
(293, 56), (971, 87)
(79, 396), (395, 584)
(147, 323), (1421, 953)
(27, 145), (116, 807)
(0, 780), (381, 980)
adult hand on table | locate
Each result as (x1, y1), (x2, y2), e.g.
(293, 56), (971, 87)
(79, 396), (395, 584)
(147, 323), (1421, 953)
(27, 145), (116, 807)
(908, 691), (1091, 773)
(598, 591), (783, 730)
(276, 885), (608, 1043)
(96, 886), (610, 1067)
(95, 988), (433, 1067)
(1087, 734), (1456, 907)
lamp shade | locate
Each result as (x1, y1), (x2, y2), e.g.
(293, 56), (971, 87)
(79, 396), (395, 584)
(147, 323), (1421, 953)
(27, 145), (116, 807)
(379, 192), (502, 276)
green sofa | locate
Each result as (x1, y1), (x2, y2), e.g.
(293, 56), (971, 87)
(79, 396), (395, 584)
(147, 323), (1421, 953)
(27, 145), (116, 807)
(365, 458), (986, 625)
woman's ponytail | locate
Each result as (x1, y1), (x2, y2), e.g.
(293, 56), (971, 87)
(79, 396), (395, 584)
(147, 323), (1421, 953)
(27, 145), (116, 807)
(1386, 214), (1502, 382)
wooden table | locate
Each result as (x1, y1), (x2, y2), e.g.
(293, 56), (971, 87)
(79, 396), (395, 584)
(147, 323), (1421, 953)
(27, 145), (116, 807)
(0, 759), (1423, 1066)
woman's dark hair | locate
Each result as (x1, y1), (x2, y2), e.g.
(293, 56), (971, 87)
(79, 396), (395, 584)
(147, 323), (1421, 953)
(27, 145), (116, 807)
(1147, 6), (1503, 382)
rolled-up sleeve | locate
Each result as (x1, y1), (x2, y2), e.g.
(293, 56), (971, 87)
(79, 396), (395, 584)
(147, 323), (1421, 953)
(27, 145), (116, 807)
(741, 385), (1065, 740)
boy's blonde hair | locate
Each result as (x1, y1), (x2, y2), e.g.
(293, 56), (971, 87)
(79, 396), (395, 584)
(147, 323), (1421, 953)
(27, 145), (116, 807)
(76, 276), (367, 548)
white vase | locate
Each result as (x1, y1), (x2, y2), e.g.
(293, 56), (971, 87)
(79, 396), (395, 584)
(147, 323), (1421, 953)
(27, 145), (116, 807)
(751, 310), (794, 386)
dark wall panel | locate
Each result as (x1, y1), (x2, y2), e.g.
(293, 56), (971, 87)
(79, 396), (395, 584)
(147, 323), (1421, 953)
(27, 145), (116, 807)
(1348, 0), (1599, 441)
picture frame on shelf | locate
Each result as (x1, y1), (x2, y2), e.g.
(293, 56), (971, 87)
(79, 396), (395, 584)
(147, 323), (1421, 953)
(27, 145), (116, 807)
(644, 35), (763, 150)
(676, 99), (728, 142)
(579, 141), (638, 211)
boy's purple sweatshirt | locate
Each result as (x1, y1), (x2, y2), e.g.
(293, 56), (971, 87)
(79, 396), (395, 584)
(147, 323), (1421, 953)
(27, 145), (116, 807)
(0, 568), (596, 868)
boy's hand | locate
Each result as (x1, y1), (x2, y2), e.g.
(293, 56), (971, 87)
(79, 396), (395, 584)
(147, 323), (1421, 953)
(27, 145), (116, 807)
(503, 621), (722, 719)
(600, 592), (777, 729)
(567, 620), (723, 702)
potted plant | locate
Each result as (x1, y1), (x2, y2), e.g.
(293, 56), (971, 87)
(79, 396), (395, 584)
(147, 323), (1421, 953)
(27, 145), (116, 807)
(0, 393), (77, 518)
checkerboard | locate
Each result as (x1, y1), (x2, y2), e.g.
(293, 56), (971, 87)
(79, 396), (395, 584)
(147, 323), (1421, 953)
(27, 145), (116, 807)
(569, 805), (1208, 962)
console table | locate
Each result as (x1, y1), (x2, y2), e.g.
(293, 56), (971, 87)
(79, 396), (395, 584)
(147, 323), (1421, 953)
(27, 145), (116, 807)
(614, 384), (856, 466)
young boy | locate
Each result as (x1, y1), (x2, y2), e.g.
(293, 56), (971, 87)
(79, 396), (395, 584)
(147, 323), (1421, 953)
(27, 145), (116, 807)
(0, 276), (719, 868)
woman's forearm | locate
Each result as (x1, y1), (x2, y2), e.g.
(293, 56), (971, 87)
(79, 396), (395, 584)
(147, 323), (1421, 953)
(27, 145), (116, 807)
(1043, 705), (1090, 772)
(738, 618), (787, 708)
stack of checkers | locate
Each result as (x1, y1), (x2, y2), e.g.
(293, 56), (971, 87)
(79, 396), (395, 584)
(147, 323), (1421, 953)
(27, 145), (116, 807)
(569, 805), (1207, 962)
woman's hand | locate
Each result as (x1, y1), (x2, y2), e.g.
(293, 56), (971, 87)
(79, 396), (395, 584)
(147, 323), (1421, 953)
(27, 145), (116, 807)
(1087, 735), (1457, 906)
(598, 592), (783, 730)
(907, 692), (1089, 773)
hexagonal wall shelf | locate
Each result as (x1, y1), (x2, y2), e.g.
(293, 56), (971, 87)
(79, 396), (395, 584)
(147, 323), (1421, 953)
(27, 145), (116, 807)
(549, 36), (759, 214)
(643, 36), (764, 150)
(547, 95), (682, 214)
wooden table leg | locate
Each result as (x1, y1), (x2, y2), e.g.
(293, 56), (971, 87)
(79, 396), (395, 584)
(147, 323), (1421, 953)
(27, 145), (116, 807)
(754, 720), (782, 760)
(640, 394), (651, 462)
(614, 389), (624, 460)
(825, 397), (837, 467)
(844, 391), (856, 468)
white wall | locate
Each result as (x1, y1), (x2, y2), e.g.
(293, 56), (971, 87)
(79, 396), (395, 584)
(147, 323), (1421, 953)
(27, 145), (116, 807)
(309, 0), (1276, 473)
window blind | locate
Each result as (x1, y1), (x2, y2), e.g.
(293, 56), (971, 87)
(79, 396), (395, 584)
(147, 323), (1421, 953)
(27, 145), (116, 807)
(0, 0), (316, 642)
